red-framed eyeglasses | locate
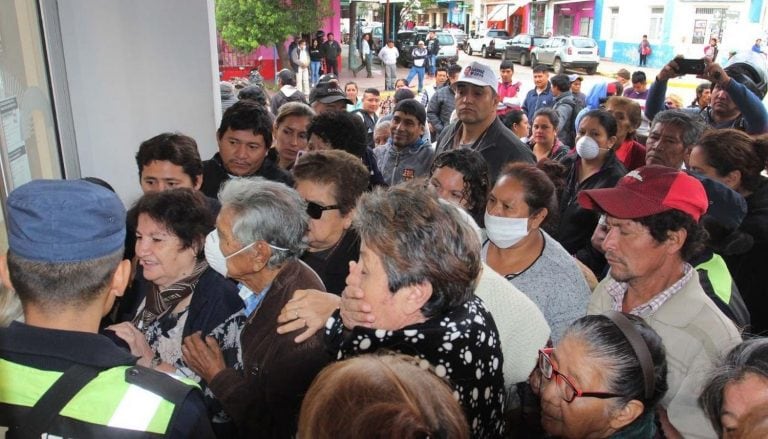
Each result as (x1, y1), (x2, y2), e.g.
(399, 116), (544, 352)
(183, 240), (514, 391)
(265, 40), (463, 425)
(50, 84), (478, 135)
(533, 348), (623, 403)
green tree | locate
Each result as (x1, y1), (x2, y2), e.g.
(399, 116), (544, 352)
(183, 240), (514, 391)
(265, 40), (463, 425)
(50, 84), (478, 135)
(216, 0), (333, 68)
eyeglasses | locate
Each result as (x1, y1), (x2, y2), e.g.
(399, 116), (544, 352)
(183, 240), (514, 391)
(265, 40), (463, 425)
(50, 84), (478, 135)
(306, 200), (340, 219)
(531, 348), (622, 403)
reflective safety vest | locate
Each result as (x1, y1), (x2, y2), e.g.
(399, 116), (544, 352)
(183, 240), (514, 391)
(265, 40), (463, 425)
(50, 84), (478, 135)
(0, 359), (197, 436)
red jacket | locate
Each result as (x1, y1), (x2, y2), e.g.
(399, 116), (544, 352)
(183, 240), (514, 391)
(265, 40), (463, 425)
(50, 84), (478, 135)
(497, 81), (522, 116)
(614, 139), (647, 171)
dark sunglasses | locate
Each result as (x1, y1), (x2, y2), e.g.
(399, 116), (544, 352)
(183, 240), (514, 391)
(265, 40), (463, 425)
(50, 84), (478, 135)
(306, 200), (340, 219)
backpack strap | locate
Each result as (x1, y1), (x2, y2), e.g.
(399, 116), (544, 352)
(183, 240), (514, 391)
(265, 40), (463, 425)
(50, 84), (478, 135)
(8, 364), (101, 439)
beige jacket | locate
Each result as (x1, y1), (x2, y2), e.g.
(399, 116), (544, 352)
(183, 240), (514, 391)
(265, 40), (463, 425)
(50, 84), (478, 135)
(589, 273), (741, 439)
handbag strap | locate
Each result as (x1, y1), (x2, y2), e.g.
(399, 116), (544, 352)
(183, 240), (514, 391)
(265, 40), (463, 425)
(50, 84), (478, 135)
(9, 364), (101, 439)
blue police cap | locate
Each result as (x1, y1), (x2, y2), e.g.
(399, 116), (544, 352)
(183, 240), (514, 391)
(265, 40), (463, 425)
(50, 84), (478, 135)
(7, 179), (126, 262)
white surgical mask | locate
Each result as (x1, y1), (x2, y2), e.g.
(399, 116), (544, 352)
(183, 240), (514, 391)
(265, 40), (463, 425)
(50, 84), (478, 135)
(575, 135), (601, 160)
(205, 230), (288, 278)
(205, 231), (229, 277)
(484, 212), (529, 249)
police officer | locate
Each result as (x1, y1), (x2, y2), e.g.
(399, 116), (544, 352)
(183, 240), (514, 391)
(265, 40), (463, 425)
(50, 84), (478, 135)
(0, 179), (214, 438)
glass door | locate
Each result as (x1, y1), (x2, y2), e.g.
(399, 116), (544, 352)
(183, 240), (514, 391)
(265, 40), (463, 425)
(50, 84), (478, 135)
(0, 0), (64, 251)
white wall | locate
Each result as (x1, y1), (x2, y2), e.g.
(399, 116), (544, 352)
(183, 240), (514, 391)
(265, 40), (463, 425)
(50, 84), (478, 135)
(57, 0), (220, 205)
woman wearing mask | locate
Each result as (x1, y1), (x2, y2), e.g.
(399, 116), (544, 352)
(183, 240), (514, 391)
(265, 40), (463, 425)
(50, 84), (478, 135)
(557, 110), (626, 272)
(529, 108), (569, 162)
(267, 102), (315, 170)
(309, 39), (323, 87)
(483, 162), (590, 342)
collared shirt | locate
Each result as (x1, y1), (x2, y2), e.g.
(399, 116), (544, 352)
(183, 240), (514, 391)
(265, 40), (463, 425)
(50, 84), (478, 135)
(239, 283), (271, 317)
(606, 263), (694, 318)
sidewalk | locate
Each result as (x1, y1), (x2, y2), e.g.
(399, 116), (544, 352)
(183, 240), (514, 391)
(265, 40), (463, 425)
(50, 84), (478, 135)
(337, 45), (703, 97)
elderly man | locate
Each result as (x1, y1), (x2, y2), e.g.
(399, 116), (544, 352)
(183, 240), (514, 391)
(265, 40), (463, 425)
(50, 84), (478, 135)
(435, 61), (535, 182)
(0, 180), (213, 437)
(646, 52), (768, 134)
(183, 177), (332, 438)
(201, 101), (292, 198)
(645, 110), (704, 169)
(579, 165), (742, 438)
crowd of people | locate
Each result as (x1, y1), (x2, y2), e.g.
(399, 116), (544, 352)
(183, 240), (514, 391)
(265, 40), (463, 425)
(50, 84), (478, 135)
(3, 47), (768, 439)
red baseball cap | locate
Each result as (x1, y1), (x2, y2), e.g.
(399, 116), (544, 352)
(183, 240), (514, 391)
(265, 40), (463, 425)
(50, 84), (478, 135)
(578, 165), (708, 221)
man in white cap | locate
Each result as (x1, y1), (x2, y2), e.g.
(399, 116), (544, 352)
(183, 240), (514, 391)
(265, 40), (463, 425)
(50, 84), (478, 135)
(435, 61), (535, 181)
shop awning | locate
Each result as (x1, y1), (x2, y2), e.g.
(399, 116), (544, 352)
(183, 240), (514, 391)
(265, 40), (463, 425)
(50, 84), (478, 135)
(486, 1), (532, 21)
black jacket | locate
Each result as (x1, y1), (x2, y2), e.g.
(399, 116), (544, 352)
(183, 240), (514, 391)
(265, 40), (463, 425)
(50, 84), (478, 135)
(321, 40), (341, 60)
(301, 228), (361, 295)
(436, 117), (536, 182)
(724, 177), (768, 334)
(557, 151), (626, 265)
(1, 322), (213, 438)
(200, 152), (293, 199)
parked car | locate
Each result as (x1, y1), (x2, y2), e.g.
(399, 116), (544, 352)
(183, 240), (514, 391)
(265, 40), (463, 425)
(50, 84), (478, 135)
(502, 34), (548, 66)
(530, 35), (600, 75)
(465, 29), (511, 58)
(396, 30), (458, 68)
(445, 28), (468, 51)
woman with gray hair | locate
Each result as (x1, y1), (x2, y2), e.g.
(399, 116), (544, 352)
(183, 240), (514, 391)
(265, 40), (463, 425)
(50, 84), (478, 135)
(532, 312), (669, 438)
(182, 177), (332, 438)
(326, 183), (506, 438)
(699, 338), (768, 437)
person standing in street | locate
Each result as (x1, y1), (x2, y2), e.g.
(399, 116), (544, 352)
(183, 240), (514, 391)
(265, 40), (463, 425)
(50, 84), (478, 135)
(352, 33), (373, 78)
(292, 39), (311, 95)
(378, 40), (399, 90)
(638, 34), (652, 66)
(405, 40), (428, 93)
(322, 33), (342, 76)
(309, 39), (323, 87)
(705, 37), (719, 61)
(426, 31), (440, 77)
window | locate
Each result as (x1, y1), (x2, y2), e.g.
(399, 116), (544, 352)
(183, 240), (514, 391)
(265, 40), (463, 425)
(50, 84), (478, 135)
(649, 7), (664, 40)
(608, 7), (619, 39)
(579, 17), (593, 37)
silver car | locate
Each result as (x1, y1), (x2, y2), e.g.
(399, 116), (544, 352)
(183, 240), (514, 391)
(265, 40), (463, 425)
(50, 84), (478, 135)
(531, 36), (600, 75)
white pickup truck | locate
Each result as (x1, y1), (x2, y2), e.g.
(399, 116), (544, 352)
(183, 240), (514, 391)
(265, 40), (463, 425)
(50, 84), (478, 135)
(466, 30), (511, 58)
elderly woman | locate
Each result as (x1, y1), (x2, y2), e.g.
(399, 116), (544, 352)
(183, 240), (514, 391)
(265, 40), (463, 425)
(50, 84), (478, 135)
(107, 189), (243, 427)
(182, 178), (332, 438)
(700, 338), (768, 437)
(318, 185), (505, 437)
(484, 162), (590, 342)
(428, 148), (491, 227)
(531, 312), (668, 438)
(299, 353), (470, 439)
(529, 108), (570, 162)
(324, 184), (506, 438)
(267, 102), (315, 170)
(294, 150), (370, 294)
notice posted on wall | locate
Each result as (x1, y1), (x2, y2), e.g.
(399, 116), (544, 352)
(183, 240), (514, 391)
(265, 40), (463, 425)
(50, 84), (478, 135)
(0, 96), (32, 189)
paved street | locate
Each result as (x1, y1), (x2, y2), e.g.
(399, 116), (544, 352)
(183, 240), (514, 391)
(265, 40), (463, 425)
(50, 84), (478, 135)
(339, 45), (706, 105)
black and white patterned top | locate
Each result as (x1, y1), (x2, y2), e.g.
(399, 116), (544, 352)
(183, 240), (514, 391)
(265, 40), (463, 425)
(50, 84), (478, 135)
(326, 296), (506, 438)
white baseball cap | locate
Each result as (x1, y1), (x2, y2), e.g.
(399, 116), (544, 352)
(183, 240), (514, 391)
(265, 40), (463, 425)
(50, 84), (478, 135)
(456, 61), (498, 90)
